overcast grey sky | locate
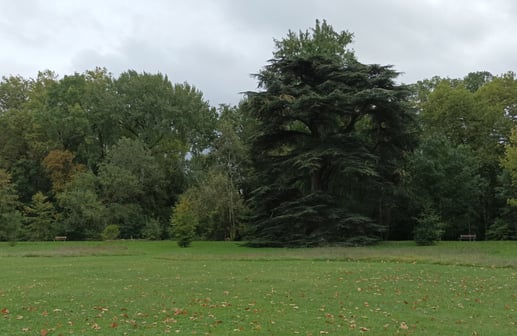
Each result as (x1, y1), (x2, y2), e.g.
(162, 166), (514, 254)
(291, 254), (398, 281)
(1, 0), (516, 106)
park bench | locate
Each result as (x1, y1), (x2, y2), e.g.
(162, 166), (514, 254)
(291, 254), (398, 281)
(458, 234), (476, 241)
(53, 236), (67, 241)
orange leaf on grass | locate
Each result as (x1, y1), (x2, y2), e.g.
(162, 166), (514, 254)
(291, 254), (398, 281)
(40, 329), (48, 336)
(1, 307), (9, 315)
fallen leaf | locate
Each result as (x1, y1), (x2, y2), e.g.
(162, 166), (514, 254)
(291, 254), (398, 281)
(40, 329), (48, 336)
(1, 307), (9, 315)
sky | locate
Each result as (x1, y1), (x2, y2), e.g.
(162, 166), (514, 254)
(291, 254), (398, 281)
(1, 0), (517, 106)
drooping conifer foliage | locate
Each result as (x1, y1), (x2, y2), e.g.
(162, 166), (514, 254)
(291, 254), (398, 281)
(246, 20), (416, 246)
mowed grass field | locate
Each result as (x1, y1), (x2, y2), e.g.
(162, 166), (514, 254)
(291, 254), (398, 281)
(0, 241), (516, 335)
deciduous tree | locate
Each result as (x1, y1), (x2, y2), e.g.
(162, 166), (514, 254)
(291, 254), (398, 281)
(407, 136), (486, 239)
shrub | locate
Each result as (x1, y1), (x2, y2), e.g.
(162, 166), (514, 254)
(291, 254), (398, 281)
(101, 224), (120, 241)
(486, 218), (510, 240)
(142, 218), (162, 240)
(414, 207), (444, 246)
(170, 197), (197, 248)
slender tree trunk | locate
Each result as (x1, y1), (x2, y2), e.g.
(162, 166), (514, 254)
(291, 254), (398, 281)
(311, 171), (322, 193)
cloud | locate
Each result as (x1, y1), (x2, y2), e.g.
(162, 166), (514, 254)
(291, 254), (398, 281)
(2, 0), (517, 105)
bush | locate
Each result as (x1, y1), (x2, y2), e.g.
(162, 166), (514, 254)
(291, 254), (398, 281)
(486, 218), (510, 240)
(142, 218), (162, 240)
(101, 224), (120, 241)
(0, 211), (23, 246)
(414, 207), (444, 246)
(170, 197), (197, 248)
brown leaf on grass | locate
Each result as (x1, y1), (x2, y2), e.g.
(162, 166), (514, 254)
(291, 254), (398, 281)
(110, 322), (118, 328)
(1, 307), (9, 315)
(40, 329), (48, 336)
(173, 308), (188, 316)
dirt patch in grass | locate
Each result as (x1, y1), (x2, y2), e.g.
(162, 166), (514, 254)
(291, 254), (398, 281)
(6, 244), (133, 257)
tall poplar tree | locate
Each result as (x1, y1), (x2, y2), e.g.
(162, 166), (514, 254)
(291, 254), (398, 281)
(246, 20), (415, 246)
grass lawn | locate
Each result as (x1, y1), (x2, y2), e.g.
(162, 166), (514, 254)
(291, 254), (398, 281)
(0, 241), (515, 335)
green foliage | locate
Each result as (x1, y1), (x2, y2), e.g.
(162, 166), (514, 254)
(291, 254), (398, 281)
(101, 224), (120, 241)
(24, 191), (56, 241)
(247, 20), (414, 246)
(0, 169), (20, 212)
(0, 68), (219, 242)
(10, 158), (51, 204)
(115, 71), (216, 155)
(57, 172), (105, 240)
(103, 203), (145, 239)
(272, 19), (354, 62)
(37, 73), (91, 152)
(142, 218), (163, 240)
(177, 104), (252, 241)
(80, 68), (121, 165)
(170, 196), (197, 247)
(4, 35), (517, 244)
(486, 218), (510, 240)
(502, 128), (517, 180)
(407, 136), (486, 239)
(416, 72), (517, 240)
(0, 75), (32, 112)
(95, 137), (176, 237)
(0, 211), (23, 245)
(0, 169), (23, 244)
(182, 169), (248, 240)
(413, 207), (444, 245)
(421, 81), (481, 146)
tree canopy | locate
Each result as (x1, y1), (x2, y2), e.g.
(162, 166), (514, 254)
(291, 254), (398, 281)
(1, 21), (517, 244)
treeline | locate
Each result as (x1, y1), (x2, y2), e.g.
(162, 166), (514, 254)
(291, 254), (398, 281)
(0, 69), (230, 241)
(1, 21), (517, 245)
